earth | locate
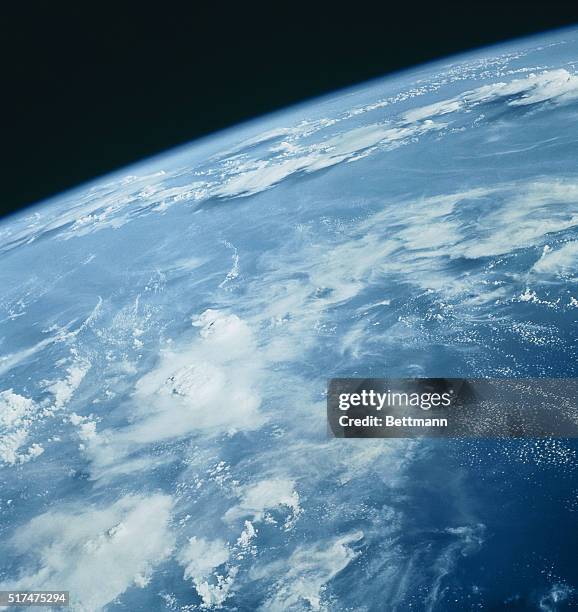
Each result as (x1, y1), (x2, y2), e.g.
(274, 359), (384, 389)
(1, 27), (578, 612)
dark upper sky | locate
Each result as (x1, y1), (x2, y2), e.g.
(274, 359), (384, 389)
(3, 2), (578, 219)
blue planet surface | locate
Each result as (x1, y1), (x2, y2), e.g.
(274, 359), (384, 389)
(1, 27), (578, 611)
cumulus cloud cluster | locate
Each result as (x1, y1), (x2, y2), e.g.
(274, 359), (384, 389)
(85, 309), (267, 476)
(224, 478), (302, 529)
(177, 536), (232, 607)
(0, 390), (43, 465)
(3, 494), (174, 611)
(403, 68), (578, 122)
(532, 241), (578, 277)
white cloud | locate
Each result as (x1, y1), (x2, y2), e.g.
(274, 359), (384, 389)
(224, 478), (301, 529)
(178, 536), (229, 579)
(214, 157), (312, 197)
(235, 176), (578, 366)
(0, 335), (59, 378)
(403, 99), (463, 123)
(177, 536), (232, 607)
(236, 520), (257, 550)
(42, 359), (90, 410)
(449, 180), (578, 259)
(0, 390), (38, 466)
(532, 241), (578, 277)
(4, 494), (174, 611)
(538, 583), (574, 611)
(69, 413), (98, 442)
(212, 121), (443, 198)
(505, 69), (578, 106)
(259, 531), (363, 611)
(403, 69), (578, 124)
(86, 309), (267, 475)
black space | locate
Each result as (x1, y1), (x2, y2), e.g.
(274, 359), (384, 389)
(3, 3), (578, 218)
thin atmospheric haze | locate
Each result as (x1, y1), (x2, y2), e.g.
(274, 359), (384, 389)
(1, 27), (578, 611)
